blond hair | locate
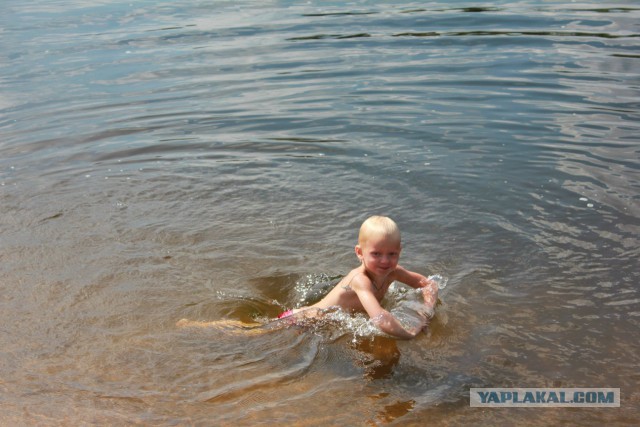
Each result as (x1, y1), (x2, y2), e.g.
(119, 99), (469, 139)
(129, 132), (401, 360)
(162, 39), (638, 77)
(358, 216), (401, 246)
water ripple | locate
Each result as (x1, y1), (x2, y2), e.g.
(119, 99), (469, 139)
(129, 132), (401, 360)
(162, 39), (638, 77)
(1, 1), (639, 425)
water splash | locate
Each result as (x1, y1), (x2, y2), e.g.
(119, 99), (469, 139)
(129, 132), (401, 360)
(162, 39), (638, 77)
(293, 273), (342, 306)
(323, 309), (381, 342)
(390, 300), (432, 333)
(428, 274), (449, 290)
(286, 273), (450, 342)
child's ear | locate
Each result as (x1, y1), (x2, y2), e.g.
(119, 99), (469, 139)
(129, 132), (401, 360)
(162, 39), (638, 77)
(355, 244), (363, 260)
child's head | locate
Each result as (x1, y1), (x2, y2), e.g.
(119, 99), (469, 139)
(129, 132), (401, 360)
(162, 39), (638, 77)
(358, 216), (401, 248)
(356, 216), (402, 275)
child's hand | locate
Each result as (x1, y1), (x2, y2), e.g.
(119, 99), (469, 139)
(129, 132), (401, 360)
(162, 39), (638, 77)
(413, 304), (433, 337)
(420, 278), (438, 308)
(416, 304), (435, 320)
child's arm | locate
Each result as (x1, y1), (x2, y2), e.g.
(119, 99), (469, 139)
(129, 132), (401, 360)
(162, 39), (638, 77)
(352, 277), (423, 339)
(370, 309), (424, 339)
(394, 266), (438, 310)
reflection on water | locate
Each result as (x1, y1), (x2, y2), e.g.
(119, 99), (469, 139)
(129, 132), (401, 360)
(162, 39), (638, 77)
(1, 0), (639, 425)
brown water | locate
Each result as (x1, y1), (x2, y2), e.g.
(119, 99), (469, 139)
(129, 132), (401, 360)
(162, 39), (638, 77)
(1, 1), (639, 425)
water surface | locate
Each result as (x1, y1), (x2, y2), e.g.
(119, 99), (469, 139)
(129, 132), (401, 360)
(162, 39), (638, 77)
(1, 0), (639, 425)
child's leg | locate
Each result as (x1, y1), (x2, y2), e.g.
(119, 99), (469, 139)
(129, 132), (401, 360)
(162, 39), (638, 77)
(176, 319), (266, 335)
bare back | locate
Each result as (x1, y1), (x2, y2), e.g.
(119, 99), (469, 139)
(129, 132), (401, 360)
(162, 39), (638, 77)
(310, 266), (395, 313)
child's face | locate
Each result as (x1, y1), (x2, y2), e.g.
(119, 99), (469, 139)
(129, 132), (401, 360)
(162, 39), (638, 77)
(356, 234), (401, 277)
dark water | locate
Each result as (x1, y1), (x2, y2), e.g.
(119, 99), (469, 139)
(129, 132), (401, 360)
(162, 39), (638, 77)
(1, 0), (639, 425)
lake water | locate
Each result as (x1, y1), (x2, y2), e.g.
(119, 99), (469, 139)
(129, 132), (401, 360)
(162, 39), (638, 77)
(1, 0), (639, 425)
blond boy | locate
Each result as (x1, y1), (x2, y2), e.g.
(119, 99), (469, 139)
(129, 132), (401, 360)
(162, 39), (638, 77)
(280, 216), (438, 339)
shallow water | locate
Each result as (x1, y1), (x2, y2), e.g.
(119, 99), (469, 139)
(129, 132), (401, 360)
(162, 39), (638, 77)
(1, 0), (639, 425)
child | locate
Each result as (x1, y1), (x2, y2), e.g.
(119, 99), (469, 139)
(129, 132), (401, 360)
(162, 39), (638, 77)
(279, 215), (438, 340)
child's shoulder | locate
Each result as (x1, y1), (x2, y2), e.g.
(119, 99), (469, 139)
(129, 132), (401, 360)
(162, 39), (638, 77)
(391, 264), (413, 278)
(342, 267), (372, 289)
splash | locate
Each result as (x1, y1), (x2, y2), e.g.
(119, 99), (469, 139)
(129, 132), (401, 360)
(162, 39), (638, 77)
(287, 273), (449, 342)
(387, 274), (448, 333)
(323, 309), (382, 342)
(389, 301), (432, 333)
(428, 274), (449, 290)
(293, 273), (342, 306)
